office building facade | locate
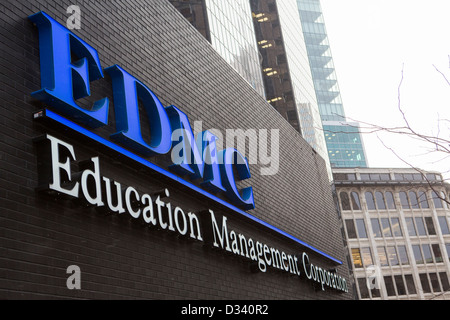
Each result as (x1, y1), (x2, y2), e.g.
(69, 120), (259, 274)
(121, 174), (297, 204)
(322, 121), (368, 168)
(297, 0), (368, 168)
(251, 0), (329, 168)
(334, 168), (450, 300)
(169, 0), (265, 98)
(0, 0), (352, 299)
(171, 0), (331, 177)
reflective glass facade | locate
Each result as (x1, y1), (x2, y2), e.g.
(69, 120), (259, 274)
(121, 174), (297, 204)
(250, 0), (301, 132)
(171, 0), (332, 176)
(250, 0), (330, 175)
(168, 1), (209, 40)
(297, 0), (344, 122)
(297, 0), (368, 168)
(206, 0), (266, 96)
(170, 0), (265, 97)
(276, 0), (328, 164)
(324, 122), (367, 168)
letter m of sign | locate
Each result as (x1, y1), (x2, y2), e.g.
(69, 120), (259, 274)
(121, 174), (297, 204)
(166, 106), (254, 210)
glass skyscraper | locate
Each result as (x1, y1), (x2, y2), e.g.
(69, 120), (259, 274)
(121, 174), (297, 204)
(323, 122), (367, 168)
(206, 0), (267, 97)
(169, 0), (265, 97)
(274, 0), (328, 164)
(297, 0), (368, 168)
(250, 0), (330, 176)
(170, 0), (332, 177)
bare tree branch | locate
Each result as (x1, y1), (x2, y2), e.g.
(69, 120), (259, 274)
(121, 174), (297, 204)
(376, 134), (449, 205)
(433, 63), (450, 86)
(321, 59), (450, 205)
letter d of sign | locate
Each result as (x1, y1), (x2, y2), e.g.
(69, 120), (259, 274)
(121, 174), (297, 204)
(104, 65), (172, 156)
(28, 12), (109, 128)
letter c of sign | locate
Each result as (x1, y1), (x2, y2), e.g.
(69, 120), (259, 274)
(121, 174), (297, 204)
(219, 149), (255, 210)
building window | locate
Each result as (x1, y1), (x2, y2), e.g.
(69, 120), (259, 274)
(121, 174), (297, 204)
(352, 248), (363, 268)
(432, 244), (443, 263)
(357, 278), (370, 299)
(404, 275), (417, 295)
(375, 245), (409, 268)
(432, 191), (443, 209)
(426, 173), (442, 181)
(391, 218), (403, 237)
(407, 216), (439, 237)
(385, 191), (396, 209)
(438, 216), (450, 234)
(415, 217), (427, 236)
(419, 274), (432, 293)
(412, 245), (424, 264)
(352, 247), (373, 269)
(375, 192), (386, 210)
(365, 192), (376, 210)
(371, 218), (400, 238)
(361, 247), (373, 266)
(333, 173), (346, 181)
(399, 192), (410, 209)
(405, 217), (417, 236)
(384, 276), (396, 296)
(394, 275), (407, 296)
(370, 285), (381, 298)
(418, 272), (445, 293)
(440, 272), (450, 292)
(371, 219), (382, 238)
(441, 192), (448, 209)
(340, 192), (351, 211)
(446, 244), (450, 262)
(370, 174), (380, 181)
(356, 219), (368, 238)
(397, 245), (409, 265)
(395, 173), (423, 181)
(377, 247), (389, 266)
(425, 217), (436, 235)
(418, 191), (429, 208)
(345, 219), (357, 239)
(422, 244), (433, 264)
(429, 273), (441, 293)
(386, 246), (399, 266)
(380, 218), (393, 237)
(409, 191), (420, 209)
(351, 192), (361, 210)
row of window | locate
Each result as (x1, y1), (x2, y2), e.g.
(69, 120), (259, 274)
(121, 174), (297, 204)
(357, 272), (450, 299)
(340, 190), (448, 212)
(352, 245), (410, 269)
(351, 243), (450, 270)
(334, 172), (443, 182)
(357, 274), (416, 299)
(412, 244), (446, 265)
(419, 272), (450, 295)
(345, 215), (450, 240)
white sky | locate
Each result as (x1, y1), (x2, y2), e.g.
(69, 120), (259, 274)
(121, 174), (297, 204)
(320, 0), (450, 178)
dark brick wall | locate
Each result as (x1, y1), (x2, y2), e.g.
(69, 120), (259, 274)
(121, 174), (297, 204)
(0, 0), (353, 299)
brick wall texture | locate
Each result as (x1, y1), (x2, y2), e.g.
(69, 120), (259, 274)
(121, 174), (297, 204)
(0, 0), (353, 299)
